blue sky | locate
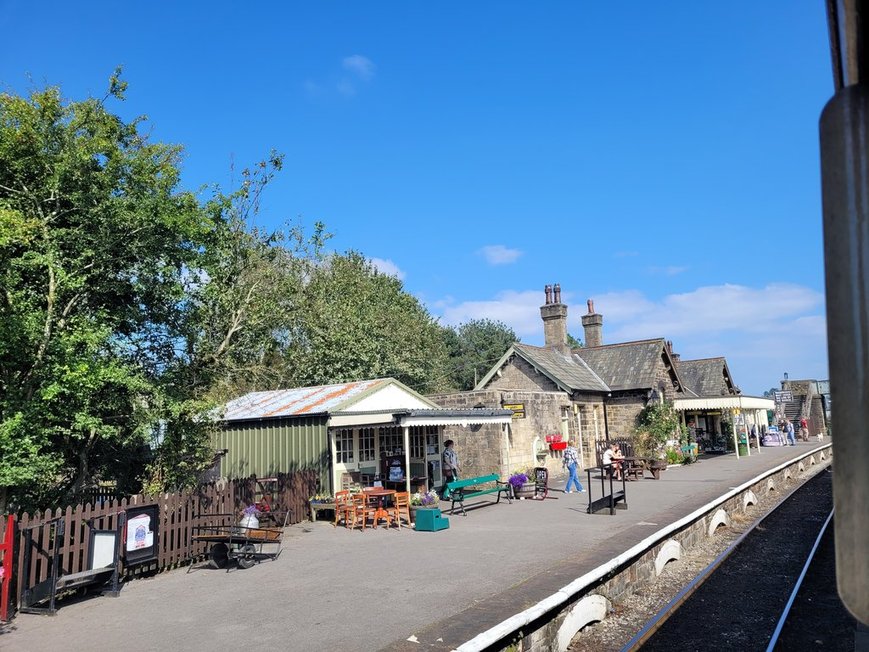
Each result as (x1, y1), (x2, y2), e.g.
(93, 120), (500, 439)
(1, 1), (831, 395)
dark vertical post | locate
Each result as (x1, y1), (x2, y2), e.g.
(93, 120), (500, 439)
(821, 0), (869, 625)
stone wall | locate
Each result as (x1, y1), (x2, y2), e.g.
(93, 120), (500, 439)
(427, 391), (505, 480)
(656, 359), (682, 400)
(429, 389), (571, 479)
(485, 355), (563, 393)
(492, 446), (833, 652)
(603, 394), (646, 442)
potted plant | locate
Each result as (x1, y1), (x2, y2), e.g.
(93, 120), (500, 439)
(633, 400), (687, 475)
(238, 503), (260, 532)
(509, 469), (534, 499)
(410, 490), (440, 521)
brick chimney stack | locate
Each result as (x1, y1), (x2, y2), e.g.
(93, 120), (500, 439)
(540, 284), (568, 352)
(581, 299), (603, 347)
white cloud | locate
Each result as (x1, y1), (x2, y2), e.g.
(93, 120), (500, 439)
(438, 290), (542, 336)
(370, 257), (405, 280)
(432, 282), (828, 395)
(342, 55), (376, 80)
(479, 244), (523, 266)
(594, 283), (822, 341)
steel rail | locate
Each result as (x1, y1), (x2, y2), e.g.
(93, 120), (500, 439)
(620, 467), (832, 652)
(765, 508), (835, 652)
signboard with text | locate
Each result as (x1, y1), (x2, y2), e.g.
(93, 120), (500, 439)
(503, 403), (526, 419)
(774, 391), (793, 403)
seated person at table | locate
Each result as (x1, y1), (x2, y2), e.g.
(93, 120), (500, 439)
(602, 443), (624, 480)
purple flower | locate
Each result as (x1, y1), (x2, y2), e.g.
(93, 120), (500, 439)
(508, 473), (529, 488)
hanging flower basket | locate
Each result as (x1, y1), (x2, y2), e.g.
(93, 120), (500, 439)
(549, 441), (567, 451)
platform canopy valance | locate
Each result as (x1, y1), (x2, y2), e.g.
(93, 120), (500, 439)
(673, 395), (774, 412)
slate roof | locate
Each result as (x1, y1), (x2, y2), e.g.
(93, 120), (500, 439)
(222, 379), (387, 420)
(574, 338), (678, 392)
(677, 358), (736, 397)
(476, 343), (610, 393)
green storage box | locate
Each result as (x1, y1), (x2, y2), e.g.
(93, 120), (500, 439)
(414, 507), (450, 531)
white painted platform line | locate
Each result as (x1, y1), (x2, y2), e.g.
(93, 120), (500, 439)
(454, 444), (832, 652)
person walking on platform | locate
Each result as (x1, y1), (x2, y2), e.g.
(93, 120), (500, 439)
(799, 417), (809, 442)
(440, 439), (459, 497)
(785, 419), (796, 446)
(562, 440), (585, 493)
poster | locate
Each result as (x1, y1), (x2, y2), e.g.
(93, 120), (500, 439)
(126, 513), (154, 552)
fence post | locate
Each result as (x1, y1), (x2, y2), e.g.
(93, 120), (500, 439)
(0, 514), (16, 621)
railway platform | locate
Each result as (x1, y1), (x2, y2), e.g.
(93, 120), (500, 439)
(0, 442), (829, 652)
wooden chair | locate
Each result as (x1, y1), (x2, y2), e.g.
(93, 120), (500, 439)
(387, 492), (411, 529)
(350, 492), (377, 531)
(341, 472), (363, 492)
(333, 490), (354, 528)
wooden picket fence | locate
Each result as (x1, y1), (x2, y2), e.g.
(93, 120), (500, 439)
(2, 470), (316, 618)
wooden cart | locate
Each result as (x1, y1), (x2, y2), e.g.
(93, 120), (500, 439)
(192, 511), (288, 570)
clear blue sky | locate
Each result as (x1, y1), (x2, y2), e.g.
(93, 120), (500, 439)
(1, 1), (831, 395)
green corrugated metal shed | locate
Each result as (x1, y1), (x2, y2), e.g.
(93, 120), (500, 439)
(216, 415), (331, 492)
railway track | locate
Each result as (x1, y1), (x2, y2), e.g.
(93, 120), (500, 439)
(618, 466), (859, 651)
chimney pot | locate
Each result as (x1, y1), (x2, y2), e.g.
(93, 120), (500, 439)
(581, 298), (603, 347)
(540, 285), (568, 351)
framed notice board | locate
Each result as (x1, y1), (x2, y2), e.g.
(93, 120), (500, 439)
(124, 504), (159, 566)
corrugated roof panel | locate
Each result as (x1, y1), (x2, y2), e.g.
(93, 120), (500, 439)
(223, 379), (384, 420)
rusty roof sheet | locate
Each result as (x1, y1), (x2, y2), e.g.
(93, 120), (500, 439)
(222, 379), (385, 421)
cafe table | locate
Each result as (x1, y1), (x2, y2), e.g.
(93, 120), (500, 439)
(363, 487), (396, 527)
(621, 457), (646, 481)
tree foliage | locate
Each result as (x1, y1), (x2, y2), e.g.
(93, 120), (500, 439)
(283, 252), (450, 393)
(442, 319), (518, 390)
(633, 400), (687, 459)
(0, 73), (476, 511)
(0, 73), (329, 508)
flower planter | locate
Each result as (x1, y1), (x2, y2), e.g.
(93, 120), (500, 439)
(512, 482), (536, 500)
(410, 505), (439, 523)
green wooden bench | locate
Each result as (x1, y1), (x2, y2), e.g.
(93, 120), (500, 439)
(444, 474), (512, 515)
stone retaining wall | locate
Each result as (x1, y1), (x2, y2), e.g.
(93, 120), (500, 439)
(457, 445), (834, 652)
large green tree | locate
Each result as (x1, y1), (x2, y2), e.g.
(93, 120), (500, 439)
(0, 73), (325, 508)
(443, 319), (519, 390)
(284, 252), (451, 394)
(0, 73), (214, 509)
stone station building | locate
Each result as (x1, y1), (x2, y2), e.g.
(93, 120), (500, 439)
(431, 287), (691, 474)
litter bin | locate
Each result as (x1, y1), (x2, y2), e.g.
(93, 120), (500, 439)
(737, 437), (748, 456)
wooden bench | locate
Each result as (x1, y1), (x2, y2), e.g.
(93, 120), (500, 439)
(444, 474), (512, 515)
